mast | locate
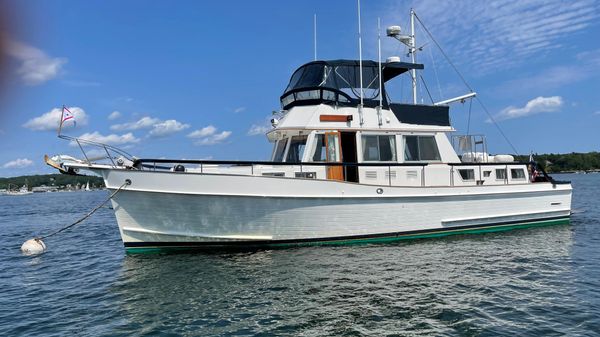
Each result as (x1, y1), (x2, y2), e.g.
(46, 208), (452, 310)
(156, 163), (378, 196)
(410, 8), (417, 104)
(357, 0), (364, 126)
(377, 17), (383, 126)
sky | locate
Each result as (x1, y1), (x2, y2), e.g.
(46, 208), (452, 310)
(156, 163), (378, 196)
(0, 0), (599, 177)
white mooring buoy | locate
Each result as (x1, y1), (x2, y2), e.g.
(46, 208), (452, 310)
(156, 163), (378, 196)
(19, 180), (131, 257)
(21, 238), (47, 256)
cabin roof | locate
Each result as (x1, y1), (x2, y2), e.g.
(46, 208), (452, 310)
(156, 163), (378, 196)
(296, 59), (424, 82)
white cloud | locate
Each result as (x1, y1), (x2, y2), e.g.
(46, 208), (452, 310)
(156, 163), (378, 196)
(187, 125), (216, 138)
(108, 111), (122, 120)
(247, 124), (271, 136)
(383, 0), (600, 73)
(72, 131), (140, 146)
(187, 125), (231, 145)
(110, 116), (160, 131)
(148, 119), (190, 137)
(233, 107), (246, 113)
(5, 39), (67, 85)
(23, 107), (88, 131)
(593, 111), (600, 115)
(196, 131), (232, 145)
(3, 158), (34, 169)
(111, 116), (190, 138)
(491, 96), (563, 122)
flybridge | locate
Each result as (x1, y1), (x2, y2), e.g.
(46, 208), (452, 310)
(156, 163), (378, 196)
(279, 59), (450, 127)
(280, 59), (424, 110)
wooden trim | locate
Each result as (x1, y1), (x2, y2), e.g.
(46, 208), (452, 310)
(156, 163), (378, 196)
(320, 115), (353, 122)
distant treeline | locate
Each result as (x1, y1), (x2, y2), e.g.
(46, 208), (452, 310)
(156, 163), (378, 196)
(515, 152), (600, 172)
(0, 174), (104, 189)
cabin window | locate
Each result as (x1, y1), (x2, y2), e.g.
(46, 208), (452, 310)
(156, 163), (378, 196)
(459, 169), (475, 181)
(295, 90), (320, 100)
(311, 134), (327, 161)
(404, 136), (441, 161)
(322, 90), (336, 101)
(338, 95), (350, 103)
(496, 169), (506, 180)
(281, 94), (294, 107)
(511, 168), (526, 180)
(361, 135), (397, 161)
(286, 135), (308, 163)
(326, 133), (341, 162)
(273, 139), (287, 162)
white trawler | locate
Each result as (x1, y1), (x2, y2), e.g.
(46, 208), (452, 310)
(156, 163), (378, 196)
(46, 10), (571, 252)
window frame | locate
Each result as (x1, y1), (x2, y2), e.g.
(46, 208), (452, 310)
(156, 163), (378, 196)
(495, 168), (507, 180)
(510, 168), (526, 180)
(285, 135), (309, 163)
(272, 139), (289, 162)
(360, 133), (398, 162)
(458, 169), (475, 181)
(307, 131), (330, 162)
(403, 135), (442, 162)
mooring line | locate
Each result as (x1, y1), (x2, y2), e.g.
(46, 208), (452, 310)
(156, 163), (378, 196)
(39, 179), (131, 240)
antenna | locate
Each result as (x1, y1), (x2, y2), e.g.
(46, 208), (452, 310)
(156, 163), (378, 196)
(386, 9), (418, 104)
(377, 17), (383, 126)
(357, 0), (364, 126)
(313, 14), (317, 61)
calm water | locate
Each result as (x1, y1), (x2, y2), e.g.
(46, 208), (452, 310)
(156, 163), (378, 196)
(1, 173), (599, 336)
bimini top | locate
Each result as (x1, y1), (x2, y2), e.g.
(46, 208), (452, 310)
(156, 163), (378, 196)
(281, 59), (424, 110)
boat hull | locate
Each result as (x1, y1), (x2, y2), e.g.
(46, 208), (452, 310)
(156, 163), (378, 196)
(96, 169), (572, 252)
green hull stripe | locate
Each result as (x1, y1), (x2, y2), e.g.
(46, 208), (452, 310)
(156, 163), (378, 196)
(125, 217), (570, 254)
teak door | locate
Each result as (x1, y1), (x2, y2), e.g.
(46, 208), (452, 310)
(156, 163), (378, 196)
(325, 132), (343, 181)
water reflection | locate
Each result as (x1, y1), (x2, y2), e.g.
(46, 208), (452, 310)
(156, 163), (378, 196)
(111, 225), (579, 336)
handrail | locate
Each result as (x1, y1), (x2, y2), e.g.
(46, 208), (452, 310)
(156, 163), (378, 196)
(57, 135), (135, 168)
(447, 161), (526, 166)
(133, 158), (429, 167)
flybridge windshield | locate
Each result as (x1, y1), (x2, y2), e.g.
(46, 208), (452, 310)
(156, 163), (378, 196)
(281, 60), (424, 109)
(285, 63), (381, 99)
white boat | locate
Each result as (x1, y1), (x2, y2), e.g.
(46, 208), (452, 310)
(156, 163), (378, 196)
(6, 183), (33, 196)
(46, 10), (571, 252)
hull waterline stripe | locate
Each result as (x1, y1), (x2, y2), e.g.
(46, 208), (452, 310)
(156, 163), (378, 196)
(123, 215), (570, 252)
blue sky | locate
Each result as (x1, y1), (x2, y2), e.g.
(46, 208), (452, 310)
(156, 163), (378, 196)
(0, 0), (599, 177)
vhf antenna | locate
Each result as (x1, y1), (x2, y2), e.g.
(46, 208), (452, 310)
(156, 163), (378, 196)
(313, 14), (317, 61)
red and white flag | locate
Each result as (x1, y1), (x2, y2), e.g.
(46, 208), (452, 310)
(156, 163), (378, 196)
(58, 105), (76, 135)
(62, 106), (76, 126)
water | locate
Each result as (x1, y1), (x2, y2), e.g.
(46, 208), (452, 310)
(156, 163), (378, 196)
(1, 174), (599, 336)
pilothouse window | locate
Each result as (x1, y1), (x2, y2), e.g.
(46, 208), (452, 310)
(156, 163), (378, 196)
(286, 135), (308, 163)
(312, 134), (327, 161)
(361, 135), (397, 161)
(273, 139), (287, 162)
(404, 136), (441, 161)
